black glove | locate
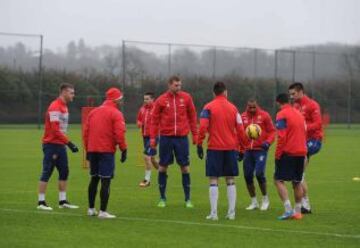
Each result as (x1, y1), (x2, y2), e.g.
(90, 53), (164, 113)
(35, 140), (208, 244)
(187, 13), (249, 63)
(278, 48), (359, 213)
(67, 141), (79, 153)
(261, 142), (270, 151)
(120, 149), (127, 163)
(197, 145), (204, 160)
(237, 152), (244, 162)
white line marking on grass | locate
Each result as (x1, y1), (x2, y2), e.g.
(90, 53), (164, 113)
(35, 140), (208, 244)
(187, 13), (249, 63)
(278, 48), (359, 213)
(0, 208), (359, 240)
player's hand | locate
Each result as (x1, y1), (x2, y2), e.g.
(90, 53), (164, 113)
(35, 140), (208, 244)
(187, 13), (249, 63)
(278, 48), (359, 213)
(120, 149), (127, 163)
(150, 138), (157, 148)
(261, 142), (270, 151)
(197, 145), (204, 160)
(237, 152), (244, 162)
(192, 135), (198, 145)
(67, 141), (79, 153)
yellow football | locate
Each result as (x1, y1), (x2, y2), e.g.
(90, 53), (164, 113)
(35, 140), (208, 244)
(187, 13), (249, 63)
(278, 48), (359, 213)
(245, 124), (262, 140)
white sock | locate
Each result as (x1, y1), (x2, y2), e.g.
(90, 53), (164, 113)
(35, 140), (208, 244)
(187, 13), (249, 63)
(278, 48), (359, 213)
(144, 170), (151, 181)
(302, 196), (311, 209)
(262, 195), (269, 202)
(284, 199), (292, 212)
(59, 191), (66, 201)
(251, 196), (258, 204)
(38, 193), (45, 202)
(227, 184), (236, 213)
(295, 202), (302, 213)
(209, 185), (218, 215)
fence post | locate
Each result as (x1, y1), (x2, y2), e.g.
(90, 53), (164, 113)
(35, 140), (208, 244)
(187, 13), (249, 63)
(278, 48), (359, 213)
(253, 48), (258, 98)
(273, 50), (279, 117)
(311, 51), (316, 98)
(168, 43), (172, 76)
(121, 40), (126, 113)
(37, 35), (44, 129)
(212, 46), (216, 80)
(292, 50), (296, 82)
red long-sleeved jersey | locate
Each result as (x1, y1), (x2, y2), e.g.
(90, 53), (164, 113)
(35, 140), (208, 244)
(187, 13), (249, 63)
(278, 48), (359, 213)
(241, 107), (276, 150)
(150, 91), (198, 140)
(197, 95), (248, 150)
(136, 103), (153, 137)
(42, 98), (69, 145)
(293, 95), (323, 141)
(83, 100), (127, 153)
(275, 104), (307, 159)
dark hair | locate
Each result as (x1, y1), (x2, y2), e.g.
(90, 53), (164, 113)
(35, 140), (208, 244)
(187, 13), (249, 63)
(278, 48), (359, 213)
(213, 82), (226, 96)
(144, 92), (155, 99)
(59, 83), (74, 92)
(276, 93), (289, 104)
(168, 75), (181, 84)
(247, 98), (257, 104)
(288, 82), (304, 92)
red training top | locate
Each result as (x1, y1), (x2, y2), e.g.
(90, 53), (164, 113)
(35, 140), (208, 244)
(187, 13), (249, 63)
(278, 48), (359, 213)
(150, 90), (198, 140)
(241, 106), (276, 150)
(197, 95), (248, 150)
(83, 100), (127, 153)
(293, 95), (323, 141)
(42, 97), (69, 145)
(275, 104), (307, 159)
(137, 103), (154, 137)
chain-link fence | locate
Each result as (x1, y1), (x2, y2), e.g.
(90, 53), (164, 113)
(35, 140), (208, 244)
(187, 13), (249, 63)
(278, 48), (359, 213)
(0, 34), (359, 128)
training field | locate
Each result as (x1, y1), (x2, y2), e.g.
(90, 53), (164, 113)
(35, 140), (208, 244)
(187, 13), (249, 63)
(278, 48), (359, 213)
(0, 125), (359, 247)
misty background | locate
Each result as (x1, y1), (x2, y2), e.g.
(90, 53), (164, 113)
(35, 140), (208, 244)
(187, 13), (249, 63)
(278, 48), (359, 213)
(0, 0), (359, 125)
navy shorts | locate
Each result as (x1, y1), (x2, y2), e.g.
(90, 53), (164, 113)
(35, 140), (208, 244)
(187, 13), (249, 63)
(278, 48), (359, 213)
(274, 155), (305, 182)
(307, 139), (322, 157)
(88, 152), (115, 178)
(143, 136), (157, 156)
(206, 150), (239, 177)
(243, 150), (267, 183)
(40, 143), (68, 182)
(159, 136), (189, 166)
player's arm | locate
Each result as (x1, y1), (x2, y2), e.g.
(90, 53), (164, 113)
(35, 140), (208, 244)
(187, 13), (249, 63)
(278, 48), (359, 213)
(83, 113), (91, 152)
(48, 110), (69, 144)
(235, 112), (248, 151)
(136, 108), (143, 128)
(149, 99), (162, 146)
(113, 112), (127, 151)
(187, 95), (198, 144)
(275, 113), (287, 159)
(307, 103), (322, 132)
(197, 107), (210, 146)
(264, 113), (276, 145)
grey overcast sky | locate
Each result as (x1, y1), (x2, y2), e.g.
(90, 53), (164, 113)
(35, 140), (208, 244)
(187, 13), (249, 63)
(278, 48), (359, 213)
(0, 0), (359, 50)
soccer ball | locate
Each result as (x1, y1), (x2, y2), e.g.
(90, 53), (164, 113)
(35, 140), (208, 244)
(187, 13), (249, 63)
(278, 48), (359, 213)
(245, 124), (262, 140)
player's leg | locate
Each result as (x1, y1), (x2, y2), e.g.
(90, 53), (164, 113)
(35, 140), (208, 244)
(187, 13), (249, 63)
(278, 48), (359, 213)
(292, 156), (305, 220)
(292, 181), (304, 220)
(243, 151), (258, 210)
(98, 153), (116, 218)
(37, 144), (56, 210)
(255, 150), (269, 210)
(87, 152), (100, 216)
(151, 156), (159, 170)
(207, 177), (219, 221)
(301, 139), (321, 214)
(274, 156), (293, 220)
(57, 146), (78, 209)
(205, 150), (221, 220)
(224, 150), (239, 220)
(175, 136), (192, 207)
(139, 137), (153, 187)
(157, 136), (173, 207)
(139, 154), (152, 187)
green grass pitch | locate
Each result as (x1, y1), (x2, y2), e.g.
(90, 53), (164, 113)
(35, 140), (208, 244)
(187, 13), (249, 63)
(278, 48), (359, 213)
(0, 125), (359, 247)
